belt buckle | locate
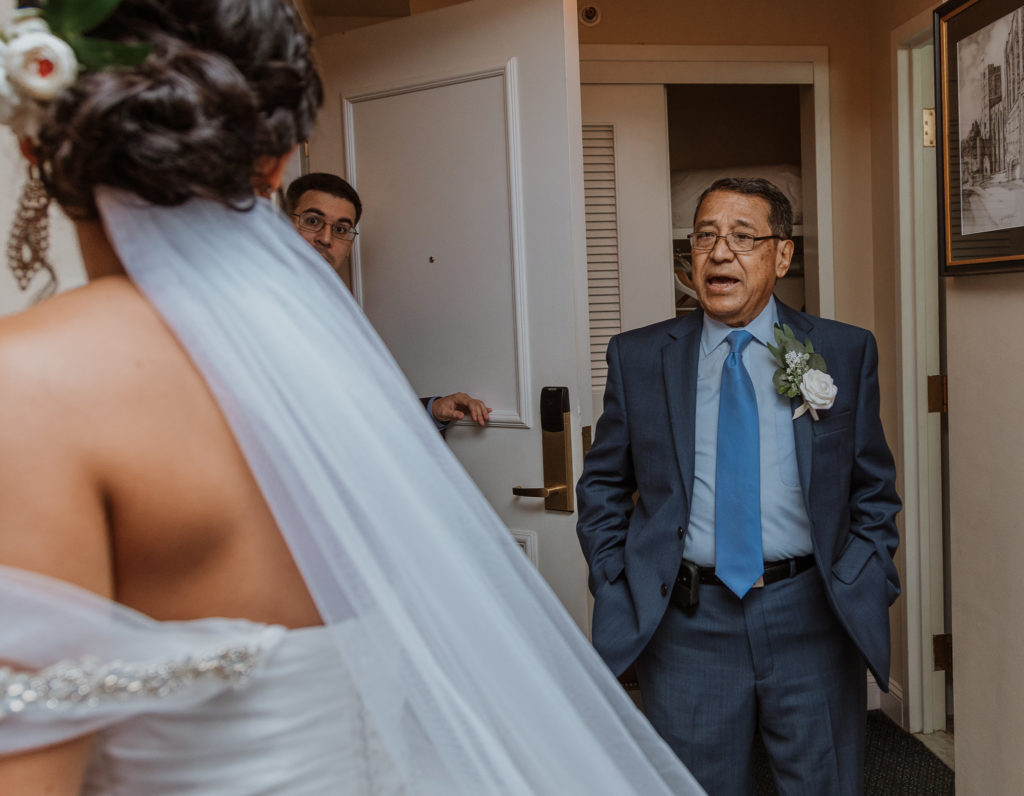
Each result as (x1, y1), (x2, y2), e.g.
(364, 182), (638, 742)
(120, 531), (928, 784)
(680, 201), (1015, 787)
(752, 574), (765, 588)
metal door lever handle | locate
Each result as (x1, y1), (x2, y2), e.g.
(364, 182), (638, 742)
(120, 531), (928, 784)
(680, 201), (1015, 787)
(512, 485), (567, 498)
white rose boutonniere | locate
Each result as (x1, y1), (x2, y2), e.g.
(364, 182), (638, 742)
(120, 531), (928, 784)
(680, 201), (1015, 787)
(767, 323), (837, 421)
(799, 369), (837, 417)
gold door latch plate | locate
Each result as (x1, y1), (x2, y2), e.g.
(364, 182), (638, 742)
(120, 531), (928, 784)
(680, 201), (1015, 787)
(512, 386), (574, 512)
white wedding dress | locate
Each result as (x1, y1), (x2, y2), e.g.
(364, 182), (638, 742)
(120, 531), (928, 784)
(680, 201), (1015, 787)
(80, 624), (403, 795)
(1, 567), (403, 796)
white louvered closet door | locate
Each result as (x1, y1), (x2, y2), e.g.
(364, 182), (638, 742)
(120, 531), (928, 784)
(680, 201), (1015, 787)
(582, 124), (622, 416)
(580, 85), (676, 422)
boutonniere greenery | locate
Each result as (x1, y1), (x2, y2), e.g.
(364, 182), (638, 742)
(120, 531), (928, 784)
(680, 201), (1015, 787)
(767, 323), (837, 421)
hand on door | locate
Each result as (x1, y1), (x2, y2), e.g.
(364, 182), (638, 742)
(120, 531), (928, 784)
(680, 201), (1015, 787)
(430, 392), (492, 426)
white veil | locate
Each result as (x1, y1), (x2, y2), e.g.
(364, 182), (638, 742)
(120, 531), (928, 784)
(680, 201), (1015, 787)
(1, 187), (702, 794)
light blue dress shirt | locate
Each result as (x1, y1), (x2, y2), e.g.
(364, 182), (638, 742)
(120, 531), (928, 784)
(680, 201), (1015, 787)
(683, 297), (814, 566)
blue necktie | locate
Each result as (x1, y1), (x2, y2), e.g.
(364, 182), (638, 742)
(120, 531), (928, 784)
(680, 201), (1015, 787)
(715, 330), (764, 598)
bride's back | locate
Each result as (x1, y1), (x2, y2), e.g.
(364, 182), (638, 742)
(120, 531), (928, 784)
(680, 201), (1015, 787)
(0, 0), (323, 626)
(0, 273), (320, 627)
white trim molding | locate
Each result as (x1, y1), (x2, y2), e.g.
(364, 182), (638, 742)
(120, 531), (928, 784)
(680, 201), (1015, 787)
(892, 9), (948, 735)
(342, 59), (533, 428)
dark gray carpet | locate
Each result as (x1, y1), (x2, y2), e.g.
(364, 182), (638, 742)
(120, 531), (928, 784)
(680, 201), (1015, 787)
(754, 710), (954, 795)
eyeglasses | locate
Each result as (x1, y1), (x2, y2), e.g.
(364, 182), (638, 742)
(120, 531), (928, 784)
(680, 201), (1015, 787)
(688, 232), (781, 252)
(291, 212), (358, 242)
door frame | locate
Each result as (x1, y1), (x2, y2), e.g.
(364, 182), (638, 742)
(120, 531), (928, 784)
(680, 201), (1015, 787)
(892, 9), (949, 735)
(578, 44), (835, 319)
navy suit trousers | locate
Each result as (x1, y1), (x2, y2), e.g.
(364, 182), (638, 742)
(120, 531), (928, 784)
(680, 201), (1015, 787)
(635, 567), (867, 795)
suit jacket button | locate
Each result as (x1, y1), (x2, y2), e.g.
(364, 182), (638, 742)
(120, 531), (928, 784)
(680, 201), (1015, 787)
(660, 583), (668, 597)
(677, 527), (684, 540)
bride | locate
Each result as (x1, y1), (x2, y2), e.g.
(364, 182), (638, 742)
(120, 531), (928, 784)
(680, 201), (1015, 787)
(0, 1), (702, 793)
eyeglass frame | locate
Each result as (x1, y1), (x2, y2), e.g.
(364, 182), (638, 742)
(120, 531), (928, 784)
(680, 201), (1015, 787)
(687, 231), (782, 253)
(290, 212), (359, 242)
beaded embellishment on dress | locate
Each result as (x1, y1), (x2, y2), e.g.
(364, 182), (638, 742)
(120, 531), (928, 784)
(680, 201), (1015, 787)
(0, 644), (262, 718)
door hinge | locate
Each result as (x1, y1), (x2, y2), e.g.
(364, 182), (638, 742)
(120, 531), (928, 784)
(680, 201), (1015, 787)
(933, 633), (952, 672)
(927, 374), (947, 414)
(923, 108), (936, 148)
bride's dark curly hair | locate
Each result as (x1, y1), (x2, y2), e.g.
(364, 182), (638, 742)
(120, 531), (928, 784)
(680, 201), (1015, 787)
(33, 0), (322, 218)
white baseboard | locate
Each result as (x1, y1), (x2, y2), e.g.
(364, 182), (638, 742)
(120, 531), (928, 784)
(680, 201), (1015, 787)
(878, 677), (906, 728)
(867, 672), (882, 710)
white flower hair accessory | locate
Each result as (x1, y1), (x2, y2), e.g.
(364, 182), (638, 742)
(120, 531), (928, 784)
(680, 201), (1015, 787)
(767, 322), (837, 421)
(0, 1), (150, 141)
(2, 1), (151, 304)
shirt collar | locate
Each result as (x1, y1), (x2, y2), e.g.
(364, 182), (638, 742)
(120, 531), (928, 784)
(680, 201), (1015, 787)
(700, 296), (778, 358)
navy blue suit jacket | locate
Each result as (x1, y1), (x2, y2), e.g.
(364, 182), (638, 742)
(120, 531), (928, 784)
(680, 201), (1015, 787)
(576, 300), (901, 689)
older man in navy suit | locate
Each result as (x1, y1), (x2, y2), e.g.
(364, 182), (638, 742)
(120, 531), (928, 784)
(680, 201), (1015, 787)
(576, 177), (900, 794)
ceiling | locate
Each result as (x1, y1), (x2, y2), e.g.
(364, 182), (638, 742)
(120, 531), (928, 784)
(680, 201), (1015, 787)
(305, 0), (411, 17)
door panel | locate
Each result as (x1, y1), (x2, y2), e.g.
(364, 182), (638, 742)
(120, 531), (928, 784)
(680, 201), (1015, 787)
(349, 71), (527, 425)
(580, 84), (675, 421)
(309, 0), (592, 629)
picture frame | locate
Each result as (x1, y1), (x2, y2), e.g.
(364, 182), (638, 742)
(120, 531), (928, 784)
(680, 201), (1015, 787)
(935, 0), (1024, 275)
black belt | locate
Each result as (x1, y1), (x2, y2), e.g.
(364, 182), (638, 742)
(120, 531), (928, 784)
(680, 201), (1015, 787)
(673, 554), (815, 601)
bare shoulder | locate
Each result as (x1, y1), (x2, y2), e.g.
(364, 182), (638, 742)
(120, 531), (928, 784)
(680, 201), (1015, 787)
(0, 277), (318, 626)
(0, 277), (158, 596)
(0, 275), (152, 372)
(0, 277), (162, 461)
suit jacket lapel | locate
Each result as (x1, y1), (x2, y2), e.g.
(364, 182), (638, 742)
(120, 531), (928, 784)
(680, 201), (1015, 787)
(662, 311), (702, 507)
(776, 301), (816, 516)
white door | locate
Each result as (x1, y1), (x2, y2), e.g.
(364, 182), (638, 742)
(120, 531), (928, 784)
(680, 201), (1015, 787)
(580, 84), (676, 420)
(308, 0), (593, 630)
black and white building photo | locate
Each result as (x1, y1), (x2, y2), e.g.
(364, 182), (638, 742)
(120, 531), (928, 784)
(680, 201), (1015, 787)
(957, 5), (1024, 235)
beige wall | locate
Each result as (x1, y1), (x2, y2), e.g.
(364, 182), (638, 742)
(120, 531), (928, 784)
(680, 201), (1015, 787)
(945, 273), (1024, 789)
(873, 0), (1024, 789)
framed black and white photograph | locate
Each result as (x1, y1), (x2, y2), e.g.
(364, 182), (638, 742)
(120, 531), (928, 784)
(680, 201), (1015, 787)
(935, 0), (1024, 275)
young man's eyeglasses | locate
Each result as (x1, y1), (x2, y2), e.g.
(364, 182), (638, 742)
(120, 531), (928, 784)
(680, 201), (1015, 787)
(291, 212), (359, 242)
(688, 231), (781, 252)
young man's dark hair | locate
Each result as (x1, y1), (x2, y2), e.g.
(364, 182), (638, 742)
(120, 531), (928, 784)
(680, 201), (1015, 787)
(285, 172), (363, 223)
